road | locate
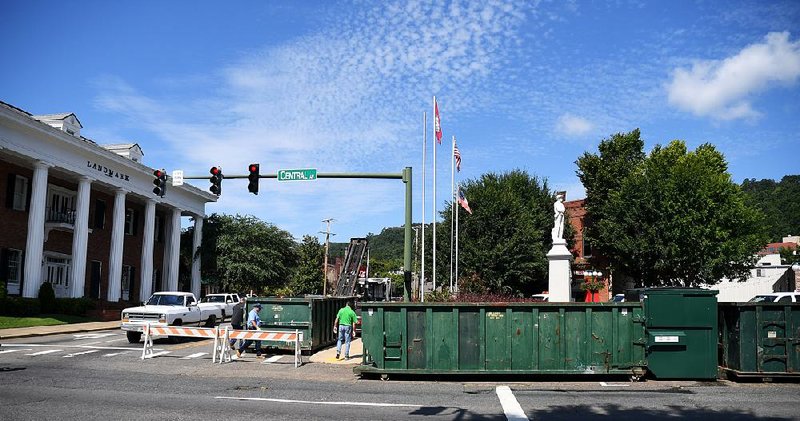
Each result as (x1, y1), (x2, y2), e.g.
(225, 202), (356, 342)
(1, 329), (799, 420)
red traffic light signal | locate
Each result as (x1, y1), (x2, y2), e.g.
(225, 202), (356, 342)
(247, 163), (260, 195)
(152, 169), (167, 197)
(209, 166), (223, 195)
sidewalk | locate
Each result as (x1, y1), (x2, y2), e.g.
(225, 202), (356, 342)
(309, 338), (363, 365)
(0, 320), (121, 340)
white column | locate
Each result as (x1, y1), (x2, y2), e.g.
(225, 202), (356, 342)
(139, 199), (156, 301)
(107, 188), (126, 302)
(165, 208), (181, 291)
(69, 176), (92, 298)
(22, 161), (51, 298)
(191, 215), (203, 298)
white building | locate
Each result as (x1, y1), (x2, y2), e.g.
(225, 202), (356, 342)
(0, 101), (215, 306)
(710, 254), (796, 302)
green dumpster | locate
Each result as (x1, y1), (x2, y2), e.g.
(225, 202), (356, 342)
(643, 288), (718, 379)
(718, 302), (800, 379)
(355, 302), (647, 377)
(246, 296), (351, 352)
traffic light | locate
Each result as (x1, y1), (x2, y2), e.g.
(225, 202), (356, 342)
(247, 163), (260, 195)
(152, 169), (167, 197)
(209, 166), (223, 195)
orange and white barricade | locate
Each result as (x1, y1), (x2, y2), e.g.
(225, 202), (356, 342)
(216, 328), (304, 368)
(140, 324), (222, 360)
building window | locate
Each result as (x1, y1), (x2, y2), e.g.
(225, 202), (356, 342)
(4, 249), (22, 295)
(124, 208), (137, 235)
(12, 175), (29, 211)
(46, 185), (76, 224)
(93, 199), (106, 229)
(121, 265), (134, 301)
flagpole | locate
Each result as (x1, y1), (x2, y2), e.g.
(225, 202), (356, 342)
(421, 111), (426, 303)
(432, 96), (437, 292)
(449, 135), (455, 291)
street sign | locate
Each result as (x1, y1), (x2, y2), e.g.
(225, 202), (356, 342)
(171, 170), (184, 186)
(277, 168), (317, 181)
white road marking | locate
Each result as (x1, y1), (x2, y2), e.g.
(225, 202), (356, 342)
(0, 349), (31, 354)
(73, 333), (117, 340)
(144, 351), (171, 359)
(103, 351), (132, 357)
(26, 349), (62, 356)
(599, 382), (630, 387)
(263, 355), (282, 363)
(180, 352), (207, 359)
(63, 350), (99, 358)
(2, 343), (149, 351)
(215, 396), (421, 408)
(75, 341), (103, 346)
(103, 338), (127, 343)
(496, 386), (529, 421)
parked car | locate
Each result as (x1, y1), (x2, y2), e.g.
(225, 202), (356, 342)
(612, 294), (626, 302)
(748, 292), (800, 303)
(531, 293), (549, 302)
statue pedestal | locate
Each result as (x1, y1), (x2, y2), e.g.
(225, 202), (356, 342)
(547, 239), (572, 302)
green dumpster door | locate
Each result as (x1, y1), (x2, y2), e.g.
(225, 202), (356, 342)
(511, 309), (536, 370)
(458, 310), (480, 370)
(407, 309), (426, 369)
(485, 310), (508, 370)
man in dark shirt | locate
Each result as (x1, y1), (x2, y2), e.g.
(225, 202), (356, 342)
(229, 297), (246, 349)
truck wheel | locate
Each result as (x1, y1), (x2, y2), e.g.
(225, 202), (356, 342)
(204, 314), (217, 328)
(126, 331), (142, 344)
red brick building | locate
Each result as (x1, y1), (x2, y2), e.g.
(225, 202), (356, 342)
(0, 101), (215, 306)
(564, 198), (610, 301)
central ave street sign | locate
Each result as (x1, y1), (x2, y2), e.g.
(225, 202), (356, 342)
(278, 168), (317, 181)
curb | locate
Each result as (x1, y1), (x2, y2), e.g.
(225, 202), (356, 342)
(0, 322), (121, 340)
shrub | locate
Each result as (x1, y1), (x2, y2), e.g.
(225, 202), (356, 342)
(38, 282), (57, 310)
(0, 297), (41, 316)
(54, 297), (96, 316)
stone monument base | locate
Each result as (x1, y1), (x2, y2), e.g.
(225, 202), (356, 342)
(547, 238), (572, 302)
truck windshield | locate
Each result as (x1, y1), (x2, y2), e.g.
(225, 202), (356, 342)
(202, 296), (225, 303)
(146, 295), (184, 306)
(748, 295), (776, 303)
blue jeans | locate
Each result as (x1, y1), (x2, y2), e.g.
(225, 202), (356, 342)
(336, 325), (352, 358)
(238, 326), (261, 356)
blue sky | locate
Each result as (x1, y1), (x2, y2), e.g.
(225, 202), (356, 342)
(2, 0), (799, 242)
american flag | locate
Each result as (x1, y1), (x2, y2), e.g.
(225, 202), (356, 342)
(453, 140), (461, 172)
(457, 188), (472, 214)
(434, 97), (442, 144)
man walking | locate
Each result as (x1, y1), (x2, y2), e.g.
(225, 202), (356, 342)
(334, 300), (357, 360)
(237, 304), (263, 359)
(229, 297), (246, 349)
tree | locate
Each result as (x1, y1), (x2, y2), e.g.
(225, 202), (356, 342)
(741, 175), (800, 242)
(289, 235), (324, 295)
(579, 138), (767, 287)
(197, 214), (298, 294)
(436, 170), (564, 297)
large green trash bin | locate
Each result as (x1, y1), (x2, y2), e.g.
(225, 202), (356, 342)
(718, 302), (800, 379)
(355, 302), (647, 377)
(643, 288), (718, 379)
(245, 296), (351, 352)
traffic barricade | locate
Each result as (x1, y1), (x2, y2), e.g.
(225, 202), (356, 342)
(140, 324), (222, 360)
(215, 327), (304, 368)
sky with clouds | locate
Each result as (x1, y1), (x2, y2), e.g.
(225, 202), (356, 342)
(1, 0), (799, 242)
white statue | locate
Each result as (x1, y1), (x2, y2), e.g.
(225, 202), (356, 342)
(552, 194), (565, 241)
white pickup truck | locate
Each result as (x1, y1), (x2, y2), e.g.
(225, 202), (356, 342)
(198, 293), (241, 321)
(120, 292), (223, 343)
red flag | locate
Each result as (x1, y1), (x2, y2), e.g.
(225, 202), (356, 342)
(434, 97), (442, 144)
(453, 140), (461, 172)
(457, 188), (472, 214)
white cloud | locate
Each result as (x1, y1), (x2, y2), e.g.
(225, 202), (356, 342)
(555, 113), (594, 136)
(666, 31), (800, 120)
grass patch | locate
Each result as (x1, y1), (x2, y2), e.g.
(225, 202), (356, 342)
(0, 314), (95, 329)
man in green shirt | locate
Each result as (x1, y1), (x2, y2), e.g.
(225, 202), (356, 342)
(334, 300), (357, 359)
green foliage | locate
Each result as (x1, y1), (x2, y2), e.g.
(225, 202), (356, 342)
(579, 277), (605, 292)
(780, 247), (800, 265)
(0, 279), (6, 299)
(289, 235), (324, 295)
(38, 282), (56, 309)
(0, 297), (41, 316)
(54, 298), (96, 316)
(578, 136), (768, 287)
(435, 170), (562, 297)
(741, 175), (800, 242)
(198, 214), (298, 294)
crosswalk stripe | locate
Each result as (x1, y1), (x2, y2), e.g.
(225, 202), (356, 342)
(180, 352), (208, 360)
(63, 350), (100, 358)
(144, 351), (171, 359)
(26, 349), (62, 356)
(0, 349), (31, 354)
(496, 386), (529, 421)
(103, 351), (132, 357)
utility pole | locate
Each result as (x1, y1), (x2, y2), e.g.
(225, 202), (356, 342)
(321, 218), (335, 295)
